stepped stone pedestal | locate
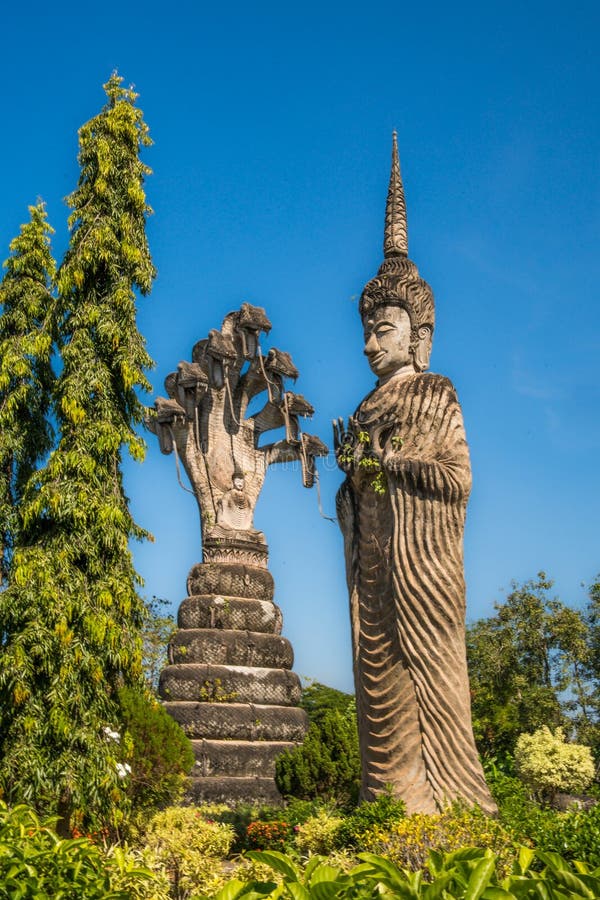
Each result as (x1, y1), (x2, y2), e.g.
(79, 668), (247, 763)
(148, 304), (326, 803)
(159, 538), (308, 803)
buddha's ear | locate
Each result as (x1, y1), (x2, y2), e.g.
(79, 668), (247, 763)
(413, 325), (433, 372)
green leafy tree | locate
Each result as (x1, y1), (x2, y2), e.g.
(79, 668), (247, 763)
(467, 573), (597, 767)
(0, 203), (56, 582)
(141, 596), (176, 692)
(0, 74), (155, 833)
(584, 575), (600, 741)
(299, 679), (357, 723)
(275, 682), (360, 804)
(548, 599), (596, 742)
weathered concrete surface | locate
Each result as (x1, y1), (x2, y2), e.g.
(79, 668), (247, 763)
(159, 663), (302, 706)
(169, 629), (293, 668)
(187, 776), (284, 805)
(164, 701), (309, 741)
(191, 739), (297, 777)
(178, 595), (283, 634)
(187, 563), (275, 603)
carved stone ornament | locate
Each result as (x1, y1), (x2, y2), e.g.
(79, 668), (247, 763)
(148, 305), (327, 803)
(334, 134), (496, 815)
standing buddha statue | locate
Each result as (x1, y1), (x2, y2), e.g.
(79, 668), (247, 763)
(334, 134), (496, 815)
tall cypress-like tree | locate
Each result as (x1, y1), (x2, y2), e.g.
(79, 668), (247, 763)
(0, 203), (55, 583)
(0, 75), (155, 830)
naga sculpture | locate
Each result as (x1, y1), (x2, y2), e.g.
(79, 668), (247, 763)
(149, 305), (327, 802)
(334, 134), (496, 815)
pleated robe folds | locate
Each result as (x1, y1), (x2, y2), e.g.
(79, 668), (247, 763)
(337, 372), (496, 814)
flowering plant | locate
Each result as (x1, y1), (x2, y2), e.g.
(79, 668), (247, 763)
(246, 819), (290, 850)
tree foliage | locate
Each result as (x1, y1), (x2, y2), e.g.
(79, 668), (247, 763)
(118, 685), (194, 817)
(141, 596), (176, 692)
(585, 576), (600, 731)
(275, 682), (360, 804)
(467, 573), (599, 766)
(0, 74), (155, 832)
(0, 202), (56, 582)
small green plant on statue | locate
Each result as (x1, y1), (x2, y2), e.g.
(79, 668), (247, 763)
(198, 679), (238, 703)
(339, 430), (388, 495)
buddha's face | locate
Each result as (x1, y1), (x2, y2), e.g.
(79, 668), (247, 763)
(232, 475), (245, 491)
(363, 305), (414, 380)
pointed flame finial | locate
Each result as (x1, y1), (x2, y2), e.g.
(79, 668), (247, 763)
(383, 131), (408, 258)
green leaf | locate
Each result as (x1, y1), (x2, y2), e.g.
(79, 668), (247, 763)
(447, 848), (490, 865)
(286, 883), (312, 900)
(481, 889), (518, 899)
(422, 871), (454, 898)
(573, 862), (591, 875)
(357, 851), (409, 886)
(246, 851), (300, 882)
(465, 856), (496, 900)
(213, 879), (256, 900)
(427, 850), (444, 878)
(545, 869), (595, 898)
(308, 865), (343, 885)
(309, 884), (348, 900)
(514, 847), (535, 876)
(535, 851), (571, 873)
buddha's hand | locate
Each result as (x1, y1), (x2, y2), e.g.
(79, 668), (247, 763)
(381, 436), (418, 476)
(333, 416), (358, 473)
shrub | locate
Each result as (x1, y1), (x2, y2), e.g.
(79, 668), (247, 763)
(209, 846), (600, 900)
(118, 686), (194, 819)
(515, 726), (595, 803)
(529, 802), (600, 867)
(0, 801), (168, 899)
(143, 805), (235, 898)
(102, 845), (171, 899)
(275, 711), (360, 804)
(246, 820), (290, 850)
(232, 854), (285, 886)
(294, 810), (344, 855)
(275, 683), (360, 804)
(336, 792), (406, 848)
(283, 798), (327, 827)
(488, 770), (557, 849)
(212, 802), (291, 852)
(362, 803), (516, 876)
(489, 768), (600, 866)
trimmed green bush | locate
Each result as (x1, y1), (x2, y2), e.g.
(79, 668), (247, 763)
(275, 682), (360, 804)
(118, 686), (194, 819)
(142, 805), (235, 898)
(275, 710), (360, 804)
(294, 810), (345, 855)
(515, 726), (595, 803)
(529, 803), (600, 867)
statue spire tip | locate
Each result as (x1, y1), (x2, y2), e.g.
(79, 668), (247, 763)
(383, 132), (408, 258)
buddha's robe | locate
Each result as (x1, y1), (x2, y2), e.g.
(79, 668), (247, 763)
(337, 371), (495, 814)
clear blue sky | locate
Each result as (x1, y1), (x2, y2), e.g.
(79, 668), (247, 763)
(2, 1), (599, 692)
